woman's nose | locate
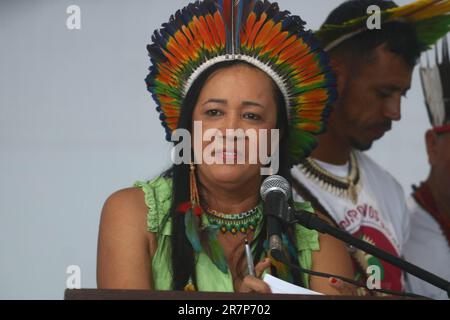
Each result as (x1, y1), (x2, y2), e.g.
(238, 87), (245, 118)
(217, 112), (247, 145)
(221, 111), (242, 131)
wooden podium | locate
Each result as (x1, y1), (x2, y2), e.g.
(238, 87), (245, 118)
(64, 289), (412, 300)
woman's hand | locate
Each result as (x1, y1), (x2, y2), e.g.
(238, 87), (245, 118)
(328, 277), (358, 296)
(237, 258), (272, 294)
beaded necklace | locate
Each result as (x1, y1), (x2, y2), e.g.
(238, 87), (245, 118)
(298, 152), (361, 204)
(205, 206), (262, 235)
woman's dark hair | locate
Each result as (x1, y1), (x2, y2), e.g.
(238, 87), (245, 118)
(161, 60), (303, 290)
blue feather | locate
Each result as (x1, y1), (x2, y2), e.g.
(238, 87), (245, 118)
(205, 226), (228, 273)
(235, 0), (244, 51)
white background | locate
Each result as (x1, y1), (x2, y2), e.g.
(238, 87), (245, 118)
(0, 0), (430, 299)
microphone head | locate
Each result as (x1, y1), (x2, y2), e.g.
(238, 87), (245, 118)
(260, 175), (291, 201)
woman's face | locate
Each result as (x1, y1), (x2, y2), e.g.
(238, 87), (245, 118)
(192, 64), (279, 188)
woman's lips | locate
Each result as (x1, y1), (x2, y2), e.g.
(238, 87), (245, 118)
(222, 151), (237, 159)
(221, 151), (238, 161)
(214, 150), (242, 162)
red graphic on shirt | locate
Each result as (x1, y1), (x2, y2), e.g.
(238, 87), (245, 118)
(339, 204), (388, 234)
(351, 226), (403, 292)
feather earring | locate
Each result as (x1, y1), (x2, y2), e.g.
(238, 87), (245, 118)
(177, 163), (229, 273)
(189, 163), (202, 217)
(205, 226), (229, 273)
(175, 162), (202, 217)
(179, 163), (203, 253)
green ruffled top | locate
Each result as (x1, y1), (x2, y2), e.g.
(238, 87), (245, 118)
(133, 176), (320, 292)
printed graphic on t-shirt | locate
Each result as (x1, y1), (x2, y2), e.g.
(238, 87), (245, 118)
(291, 153), (408, 293)
(338, 204), (403, 292)
(338, 203), (401, 253)
(351, 226), (403, 292)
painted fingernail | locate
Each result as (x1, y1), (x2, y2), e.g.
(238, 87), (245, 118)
(330, 277), (338, 284)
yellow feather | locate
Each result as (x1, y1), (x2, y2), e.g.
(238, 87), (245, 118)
(409, 2), (450, 21)
(387, 0), (437, 19)
(387, 0), (450, 21)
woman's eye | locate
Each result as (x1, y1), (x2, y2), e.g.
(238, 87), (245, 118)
(205, 109), (223, 117)
(243, 113), (262, 121)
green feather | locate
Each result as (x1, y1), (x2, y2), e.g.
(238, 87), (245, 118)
(288, 128), (318, 164)
(205, 226), (228, 274)
(184, 209), (202, 253)
(416, 15), (450, 49)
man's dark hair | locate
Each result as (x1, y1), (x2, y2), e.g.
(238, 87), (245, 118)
(322, 0), (422, 68)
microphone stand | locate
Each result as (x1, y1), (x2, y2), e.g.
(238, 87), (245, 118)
(276, 207), (450, 298)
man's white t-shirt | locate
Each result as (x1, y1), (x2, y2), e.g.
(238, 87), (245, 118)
(403, 196), (450, 300)
(291, 151), (410, 291)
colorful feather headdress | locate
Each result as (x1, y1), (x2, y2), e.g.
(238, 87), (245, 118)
(145, 0), (337, 163)
(317, 0), (450, 52)
(420, 35), (450, 133)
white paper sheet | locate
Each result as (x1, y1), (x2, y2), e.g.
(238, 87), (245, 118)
(263, 274), (324, 295)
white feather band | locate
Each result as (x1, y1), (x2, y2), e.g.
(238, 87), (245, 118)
(181, 54), (291, 113)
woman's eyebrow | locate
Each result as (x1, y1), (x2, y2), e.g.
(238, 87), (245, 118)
(202, 98), (227, 106)
(202, 99), (265, 108)
(242, 100), (265, 108)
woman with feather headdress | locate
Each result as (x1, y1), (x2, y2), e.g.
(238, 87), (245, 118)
(96, 0), (357, 295)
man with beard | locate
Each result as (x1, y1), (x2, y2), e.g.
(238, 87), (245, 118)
(291, 0), (450, 294)
(403, 37), (450, 300)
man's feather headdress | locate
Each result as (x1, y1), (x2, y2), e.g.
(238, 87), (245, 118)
(420, 35), (450, 133)
(317, 0), (450, 52)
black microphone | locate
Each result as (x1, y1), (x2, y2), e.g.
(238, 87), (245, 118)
(260, 175), (291, 258)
